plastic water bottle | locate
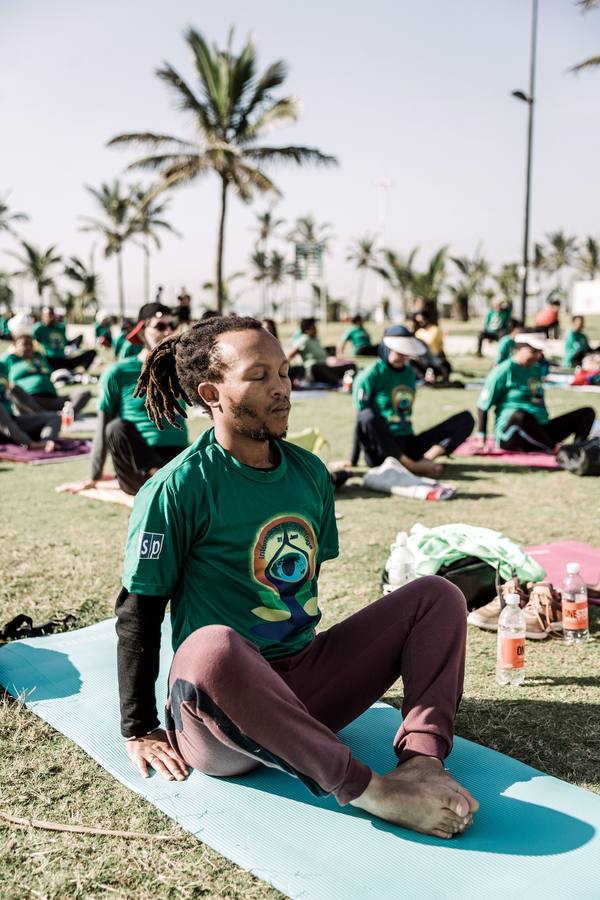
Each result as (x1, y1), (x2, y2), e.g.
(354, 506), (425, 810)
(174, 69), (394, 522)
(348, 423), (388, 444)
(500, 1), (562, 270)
(385, 532), (416, 590)
(561, 562), (589, 645)
(61, 400), (74, 429)
(496, 593), (526, 685)
(342, 370), (355, 393)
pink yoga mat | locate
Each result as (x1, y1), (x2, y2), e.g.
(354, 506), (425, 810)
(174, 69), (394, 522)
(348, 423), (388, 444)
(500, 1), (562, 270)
(454, 437), (558, 469)
(525, 541), (600, 606)
(0, 439), (90, 465)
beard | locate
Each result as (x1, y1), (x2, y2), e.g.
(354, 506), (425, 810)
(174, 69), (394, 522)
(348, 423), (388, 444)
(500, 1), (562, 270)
(230, 401), (289, 442)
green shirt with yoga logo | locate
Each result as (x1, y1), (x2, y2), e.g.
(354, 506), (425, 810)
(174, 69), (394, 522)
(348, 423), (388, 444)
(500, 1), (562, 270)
(32, 322), (67, 358)
(477, 359), (548, 442)
(5, 352), (56, 396)
(484, 308), (510, 334)
(122, 429), (340, 659)
(352, 357), (417, 436)
(98, 358), (188, 448)
(341, 326), (372, 352)
(0, 360), (11, 414)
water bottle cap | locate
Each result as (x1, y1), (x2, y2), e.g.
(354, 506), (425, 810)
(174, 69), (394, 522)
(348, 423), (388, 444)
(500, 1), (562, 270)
(505, 593), (520, 605)
(566, 562), (580, 575)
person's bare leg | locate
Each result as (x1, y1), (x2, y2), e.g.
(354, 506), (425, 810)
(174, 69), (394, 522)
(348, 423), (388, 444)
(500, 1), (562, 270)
(351, 764), (475, 839)
(400, 453), (443, 479)
(423, 443), (446, 461)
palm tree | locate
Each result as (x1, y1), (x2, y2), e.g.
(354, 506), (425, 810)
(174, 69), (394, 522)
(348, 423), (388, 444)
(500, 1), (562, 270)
(80, 180), (136, 317)
(249, 249), (270, 314)
(372, 247), (418, 318)
(6, 241), (62, 301)
(493, 263), (521, 309)
(202, 271), (246, 311)
(0, 271), (14, 310)
(108, 28), (337, 313)
(541, 230), (577, 289)
(130, 187), (181, 302)
(572, 0), (600, 73)
(267, 250), (286, 316)
(253, 208), (285, 251)
(287, 215), (334, 253)
(576, 236), (600, 280)
(346, 234), (378, 311)
(64, 256), (102, 321)
(447, 251), (490, 321)
(0, 193), (29, 238)
(376, 246), (447, 321)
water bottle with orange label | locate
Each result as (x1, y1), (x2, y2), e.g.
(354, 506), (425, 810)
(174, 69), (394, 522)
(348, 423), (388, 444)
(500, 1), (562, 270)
(61, 400), (74, 430)
(496, 593), (526, 685)
(561, 562), (589, 645)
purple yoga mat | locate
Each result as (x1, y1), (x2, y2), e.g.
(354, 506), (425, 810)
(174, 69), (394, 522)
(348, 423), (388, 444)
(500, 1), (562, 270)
(454, 437), (559, 469)
(525, 540), (600, 606)
(0, 439), (91, 465)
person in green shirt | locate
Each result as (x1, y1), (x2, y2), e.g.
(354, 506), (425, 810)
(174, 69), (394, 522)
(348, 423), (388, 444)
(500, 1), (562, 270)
(476, 298), (511, 356)
(496, 319), (523, 364)
(338, 315), (378, 357)
(476, 333), (595, 452)
(116, 314), (477, 840)
(0, 358), (60, 450)
(114, 319), (141, 360)
(78, 303), (188, 495)
(94, 311), (114, 349)
(0, 309), (13, 342)
(351, 325), (474, 477)
(32, 306), (96, 371)
(287, 318), (356, 386)
(5, 334), (91, 416)
(563, 316), (598, 369)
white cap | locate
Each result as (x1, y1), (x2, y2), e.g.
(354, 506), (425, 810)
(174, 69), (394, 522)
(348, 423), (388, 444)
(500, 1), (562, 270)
(514, 333), (547, 352)
(7, 313), (34, 338)
(505, 592), (521, 605)
(566, 562), (580, 575)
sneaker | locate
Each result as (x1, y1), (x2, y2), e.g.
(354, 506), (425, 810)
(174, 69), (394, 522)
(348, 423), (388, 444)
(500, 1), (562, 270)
(467, 576), (527, 632)
(522, 582), (562, 640)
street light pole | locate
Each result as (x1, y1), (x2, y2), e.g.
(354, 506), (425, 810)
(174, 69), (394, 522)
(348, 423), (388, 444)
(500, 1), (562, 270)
(518, 0), (539, 324)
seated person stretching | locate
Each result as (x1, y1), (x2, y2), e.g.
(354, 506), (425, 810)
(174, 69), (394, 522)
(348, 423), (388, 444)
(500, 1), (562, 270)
(83, 303), (189, 496)
(338, 315), (378, 357)
(0, 359), (60, 452)
(563, 316), (599, 370)
(411, 311), (452, 382)
(287, 318), (356, 387)
(476, 298), (511, 356)
(476, 333), (594, 452)
(351, 325), (474, 477)
(5, 333), (91, 417)
(117, 314), (478, 839)
(32, 306), (96, 372)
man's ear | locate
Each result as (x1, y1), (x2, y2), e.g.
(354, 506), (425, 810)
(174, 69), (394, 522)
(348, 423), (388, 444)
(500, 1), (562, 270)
(198, 382), (221, 411)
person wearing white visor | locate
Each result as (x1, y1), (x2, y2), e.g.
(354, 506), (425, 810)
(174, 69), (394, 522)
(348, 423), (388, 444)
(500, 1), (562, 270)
(476, 333), (595, 453)
(350, 325), (474, 478)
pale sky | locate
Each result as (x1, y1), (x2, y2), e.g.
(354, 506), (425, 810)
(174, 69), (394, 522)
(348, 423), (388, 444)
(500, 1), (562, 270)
(1, 0), (599, 316)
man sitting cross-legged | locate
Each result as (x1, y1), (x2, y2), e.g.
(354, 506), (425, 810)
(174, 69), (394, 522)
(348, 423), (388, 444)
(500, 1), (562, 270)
(350, 325), (474, 477)
(76, 303), (189, 496)
(116, 315), (478, 840)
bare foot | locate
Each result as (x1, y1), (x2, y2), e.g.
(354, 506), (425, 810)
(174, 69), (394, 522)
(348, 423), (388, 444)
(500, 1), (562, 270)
(351, 769), (474, 839)
(404, 457), (443, 479)
(29, 440), (55, 453)
(391, 756), (479, 817)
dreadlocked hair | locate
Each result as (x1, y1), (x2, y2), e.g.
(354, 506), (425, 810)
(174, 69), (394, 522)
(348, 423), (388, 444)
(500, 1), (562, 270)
(134, 315), (264, 428)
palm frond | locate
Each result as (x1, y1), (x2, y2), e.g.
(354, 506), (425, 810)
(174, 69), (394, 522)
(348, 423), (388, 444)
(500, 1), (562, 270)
(155, 65), (216, 135)
(571, 55), (600, 73)
(243, 145), (338, 167)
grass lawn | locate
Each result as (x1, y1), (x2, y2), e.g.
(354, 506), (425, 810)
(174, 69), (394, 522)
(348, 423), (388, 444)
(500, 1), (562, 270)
(1, 340), (600, 898)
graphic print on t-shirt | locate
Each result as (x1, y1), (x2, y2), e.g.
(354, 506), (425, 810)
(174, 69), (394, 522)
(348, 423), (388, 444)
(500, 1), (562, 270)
(527, 377), (543, 403)
(251, 514), (319, 641)
(390, 384), (415, 424)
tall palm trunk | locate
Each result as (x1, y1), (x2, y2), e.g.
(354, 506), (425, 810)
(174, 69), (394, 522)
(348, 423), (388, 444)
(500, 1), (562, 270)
(216, 177), (228, 315)
(117, 248), (125, 318)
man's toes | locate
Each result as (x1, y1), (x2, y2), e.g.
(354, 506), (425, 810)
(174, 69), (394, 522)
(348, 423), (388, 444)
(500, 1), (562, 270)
(432, 828), (453, 840)
(445, 792), (469, 818)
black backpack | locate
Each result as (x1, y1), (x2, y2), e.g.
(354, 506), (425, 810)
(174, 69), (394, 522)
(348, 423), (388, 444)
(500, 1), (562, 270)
(556, 438), (600, 477)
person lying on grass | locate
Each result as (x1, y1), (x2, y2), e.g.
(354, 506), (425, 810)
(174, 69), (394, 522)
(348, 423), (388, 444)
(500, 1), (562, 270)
(348, 325), (474, 478)
(475, 333), (595, 453)
(116, 315), (478, 840)
(68, 303), (189, 497)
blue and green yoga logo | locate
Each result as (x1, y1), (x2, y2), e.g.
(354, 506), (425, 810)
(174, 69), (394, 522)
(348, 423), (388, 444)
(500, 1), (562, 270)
(390, 384), (415, 422)
(527, 377), (543, 401)
(250, 515), (319, 641)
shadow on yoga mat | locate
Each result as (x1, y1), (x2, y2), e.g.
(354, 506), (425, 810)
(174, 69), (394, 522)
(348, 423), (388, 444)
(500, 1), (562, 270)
(1, 620), (599, 900)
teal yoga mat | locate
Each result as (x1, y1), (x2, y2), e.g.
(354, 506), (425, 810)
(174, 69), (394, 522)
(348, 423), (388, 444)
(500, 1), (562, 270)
(1, 619), (599, 900)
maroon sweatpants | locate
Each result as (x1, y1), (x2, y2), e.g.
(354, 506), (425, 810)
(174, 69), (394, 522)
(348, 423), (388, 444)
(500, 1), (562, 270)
(165, 575), (467, 806)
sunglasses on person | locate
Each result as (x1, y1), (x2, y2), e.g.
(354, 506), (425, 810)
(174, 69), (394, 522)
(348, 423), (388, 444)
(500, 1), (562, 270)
(148, 320), (175, 333)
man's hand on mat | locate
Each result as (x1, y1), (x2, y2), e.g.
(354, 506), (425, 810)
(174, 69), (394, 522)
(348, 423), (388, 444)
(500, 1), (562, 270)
(126, 729), (190, 782)
(57, 479), (97, 493)
(350, 757), (478, 840)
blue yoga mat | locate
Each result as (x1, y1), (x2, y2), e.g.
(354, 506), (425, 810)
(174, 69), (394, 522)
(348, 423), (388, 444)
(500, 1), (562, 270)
(1, 619), (599, 900)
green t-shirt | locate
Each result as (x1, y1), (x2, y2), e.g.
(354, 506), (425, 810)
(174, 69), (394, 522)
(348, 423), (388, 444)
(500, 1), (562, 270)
(563, 330), (590, 368)
(95, 323), (113, 345)
(478, 359), (548, 441)
(0, 360), (12, 414)
(341, 326), (371, 352)
(5, 352), (56, 396)
(0, 316), (11, 339)
(484, 308), (510, 334)
(295, 334), (328, 367)
(496, 334), (516, 364)
(32, 322), (67, 358)
(352, 357), (417, 436)
(122, 429), (340, 659)
(114, 333), (140, 360)
(97, 358), (188, 448)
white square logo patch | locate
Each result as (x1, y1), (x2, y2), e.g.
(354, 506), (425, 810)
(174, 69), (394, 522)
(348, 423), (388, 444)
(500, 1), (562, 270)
(138, 532), (164, 560)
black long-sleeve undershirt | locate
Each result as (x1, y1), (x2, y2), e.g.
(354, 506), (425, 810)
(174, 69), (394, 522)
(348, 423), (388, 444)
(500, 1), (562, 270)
(115, 588), (169, 738)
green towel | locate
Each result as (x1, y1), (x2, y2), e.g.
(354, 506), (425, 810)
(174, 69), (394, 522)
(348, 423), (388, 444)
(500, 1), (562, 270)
(408, 523), (546, 582)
